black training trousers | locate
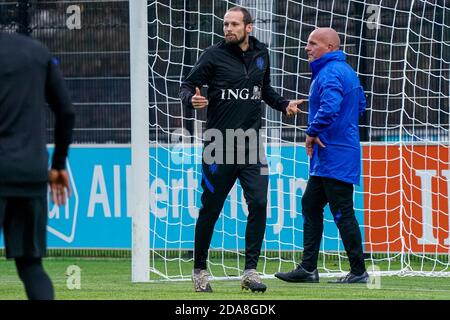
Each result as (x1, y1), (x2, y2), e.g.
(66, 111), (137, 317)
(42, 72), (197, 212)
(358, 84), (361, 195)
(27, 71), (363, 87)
(300, 176), (366, 275)
(194, 161), (268, 271)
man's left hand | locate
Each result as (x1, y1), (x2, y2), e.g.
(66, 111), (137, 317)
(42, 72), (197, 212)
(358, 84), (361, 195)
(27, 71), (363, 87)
(285, 100), (304, 117)
(305, 134), (325, 158)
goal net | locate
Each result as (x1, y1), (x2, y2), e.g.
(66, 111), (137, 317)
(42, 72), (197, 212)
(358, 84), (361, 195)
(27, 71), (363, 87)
(132, 0), (450, 281)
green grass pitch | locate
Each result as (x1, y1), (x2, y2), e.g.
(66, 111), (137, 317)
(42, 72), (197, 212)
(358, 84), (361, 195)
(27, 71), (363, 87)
(1, 258), (450, 300)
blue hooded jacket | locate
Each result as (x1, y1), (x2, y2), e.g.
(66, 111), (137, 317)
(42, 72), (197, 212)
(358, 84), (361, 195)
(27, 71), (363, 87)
(306, 50), (366, 185)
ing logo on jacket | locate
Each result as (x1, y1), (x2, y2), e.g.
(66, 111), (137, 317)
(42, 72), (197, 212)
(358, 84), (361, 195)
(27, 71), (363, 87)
(220, 86), (261, 100)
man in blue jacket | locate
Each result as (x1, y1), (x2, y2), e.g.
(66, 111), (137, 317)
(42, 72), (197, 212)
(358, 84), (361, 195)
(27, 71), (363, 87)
(275, 28), (368, 284)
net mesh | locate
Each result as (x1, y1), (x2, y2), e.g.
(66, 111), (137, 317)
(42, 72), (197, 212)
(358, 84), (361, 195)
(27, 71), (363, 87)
(147, 0), (450, 280)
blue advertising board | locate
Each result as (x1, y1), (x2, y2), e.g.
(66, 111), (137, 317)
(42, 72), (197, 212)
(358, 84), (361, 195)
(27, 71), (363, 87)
(0, 145), (364, 251)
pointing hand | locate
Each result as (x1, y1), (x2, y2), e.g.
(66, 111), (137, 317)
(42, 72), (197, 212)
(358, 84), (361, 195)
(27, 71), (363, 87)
(286, 99), (304, 117)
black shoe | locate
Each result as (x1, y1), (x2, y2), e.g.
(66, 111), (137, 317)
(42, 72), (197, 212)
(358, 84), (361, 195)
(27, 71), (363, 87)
(328, 271), (369, 284)
(274, 265), (319, 283)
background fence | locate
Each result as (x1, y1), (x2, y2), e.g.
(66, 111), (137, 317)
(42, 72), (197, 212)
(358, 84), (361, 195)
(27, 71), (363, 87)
(0, 0), (449, 143)
(1, 0), (130, 143)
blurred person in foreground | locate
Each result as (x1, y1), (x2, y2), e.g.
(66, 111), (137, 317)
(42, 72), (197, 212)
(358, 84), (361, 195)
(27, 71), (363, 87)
(0, 30), (75, 300)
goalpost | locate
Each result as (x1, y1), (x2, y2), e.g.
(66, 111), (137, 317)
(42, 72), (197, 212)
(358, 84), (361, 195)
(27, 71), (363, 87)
(130, 0), (149, 282)
(132, 0), (450, 282)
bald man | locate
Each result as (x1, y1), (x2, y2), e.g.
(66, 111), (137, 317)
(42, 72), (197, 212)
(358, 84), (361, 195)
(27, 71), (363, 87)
(275, 28), (368, 284)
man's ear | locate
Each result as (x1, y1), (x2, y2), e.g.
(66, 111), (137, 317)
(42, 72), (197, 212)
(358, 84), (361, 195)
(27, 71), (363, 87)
(246, 23), (253, 33)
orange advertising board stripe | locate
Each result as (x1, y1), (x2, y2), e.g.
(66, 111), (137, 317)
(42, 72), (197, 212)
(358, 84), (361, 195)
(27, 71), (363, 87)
(364, 144), (450, 253)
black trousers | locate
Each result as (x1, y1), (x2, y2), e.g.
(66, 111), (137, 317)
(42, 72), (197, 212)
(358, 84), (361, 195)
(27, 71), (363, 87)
(300, 176), (366, 275)
(194, 161), (268, 270)
(0, 196), (47, 258)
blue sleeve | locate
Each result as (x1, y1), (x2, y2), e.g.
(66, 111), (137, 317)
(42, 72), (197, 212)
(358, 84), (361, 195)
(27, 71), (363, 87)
(358, 86), (366, 115)
(306, 73), (344, 137)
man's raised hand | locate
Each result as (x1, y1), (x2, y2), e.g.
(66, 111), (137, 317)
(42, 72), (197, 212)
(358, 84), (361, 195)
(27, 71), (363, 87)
(191, 87), (208, 109)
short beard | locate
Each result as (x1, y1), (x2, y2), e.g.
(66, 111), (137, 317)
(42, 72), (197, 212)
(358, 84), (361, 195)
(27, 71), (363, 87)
(225, 33), (246, 46)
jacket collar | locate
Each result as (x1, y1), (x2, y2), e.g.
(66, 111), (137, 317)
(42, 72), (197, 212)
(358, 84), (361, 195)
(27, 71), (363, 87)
(249, 36), (266, 51)
(310, 50), (346, 78)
